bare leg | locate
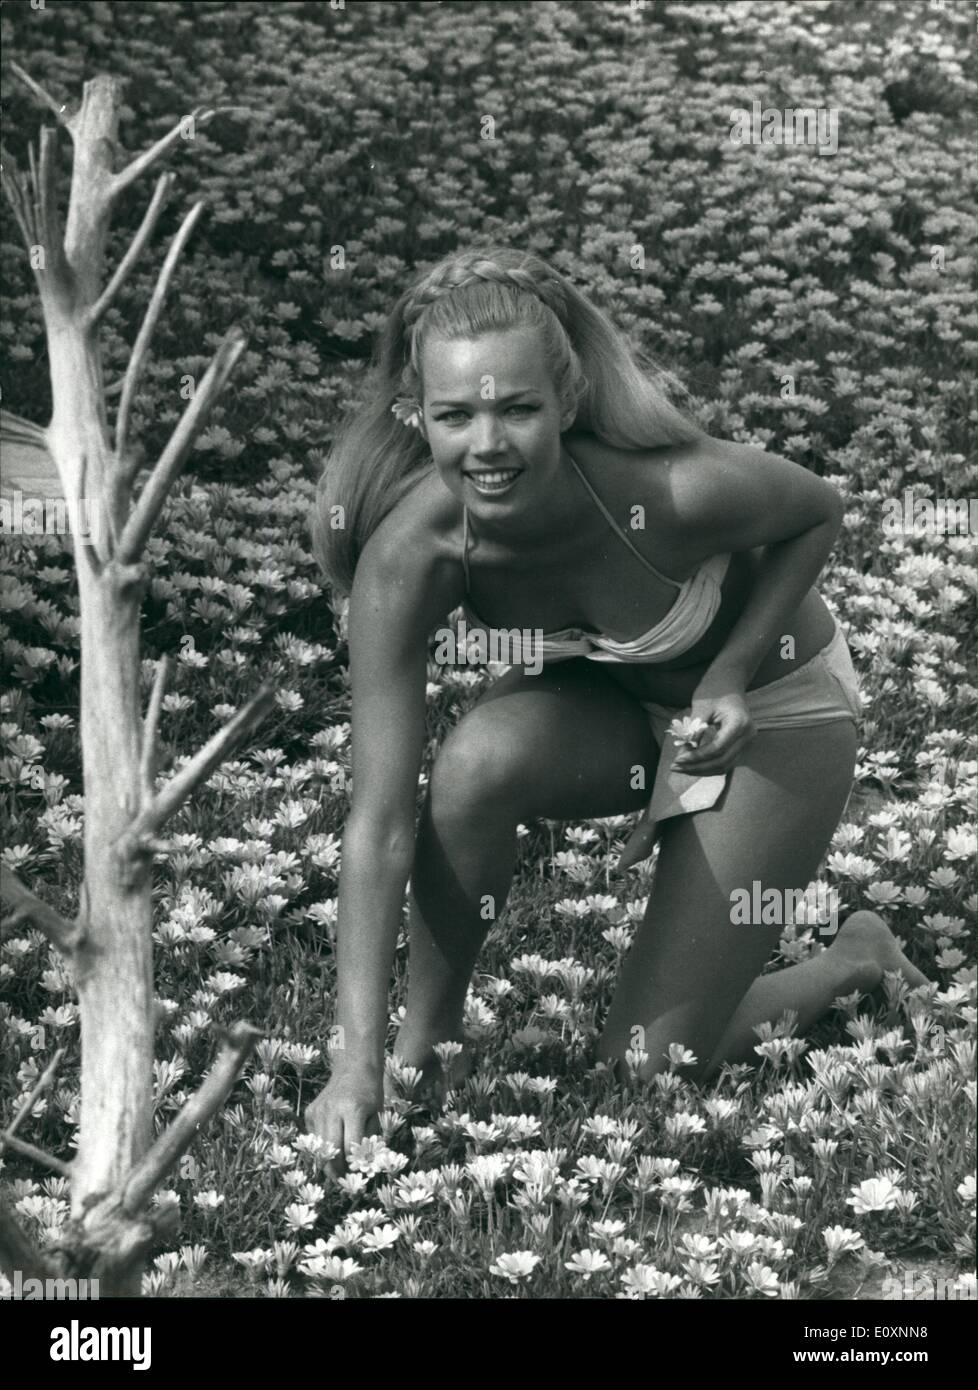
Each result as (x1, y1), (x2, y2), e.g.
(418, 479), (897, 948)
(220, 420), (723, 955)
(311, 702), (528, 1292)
(700, 910), (930, 1078)
(387, 794), (516, 1098)
(390, 659), (655, 1086)
(595, 720), (865, 1083)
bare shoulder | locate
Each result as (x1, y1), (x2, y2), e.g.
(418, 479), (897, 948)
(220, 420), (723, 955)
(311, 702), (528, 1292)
(564, 428), (742, 527)
(568, 431), (842, 561)
(353, 463), (465, 625)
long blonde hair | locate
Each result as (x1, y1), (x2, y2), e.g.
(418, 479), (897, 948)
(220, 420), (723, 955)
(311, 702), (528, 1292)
(310, 245), (706, 596)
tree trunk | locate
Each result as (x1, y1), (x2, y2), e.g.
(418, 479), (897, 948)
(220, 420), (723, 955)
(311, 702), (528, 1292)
(1, 67), (266, 1295)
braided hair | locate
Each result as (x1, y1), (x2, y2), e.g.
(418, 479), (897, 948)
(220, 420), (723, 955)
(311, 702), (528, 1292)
(395, 250), (587, 432)
(311, 244), (704, 596)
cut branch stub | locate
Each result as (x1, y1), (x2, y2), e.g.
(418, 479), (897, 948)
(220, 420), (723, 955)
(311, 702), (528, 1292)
(0, 866), (84, 953)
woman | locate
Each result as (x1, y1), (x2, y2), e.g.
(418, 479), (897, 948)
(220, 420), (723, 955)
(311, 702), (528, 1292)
(307, 245), (926, 1170)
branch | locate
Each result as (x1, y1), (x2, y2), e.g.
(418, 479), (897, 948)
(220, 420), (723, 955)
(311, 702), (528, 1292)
(110, 104), (250, 199)
(0, 145), (37, 248)
(26, 125), (71, 297)
(0, 1197), (55, 1284)
(121, 1021), (261, 1215)
(2, 1047), (65, 1146)
(113, 198), (207, 464)
(1, 128), (70, 294)
(119, 439), (148, 492)
(8, 62), (73, 126)
(118, 674), (278, 855)
(0, 1043), (73, 1178)
(0, 1133), (73, 1179)
(115, 326), (248, 563)
(140, 654), (170, 806)
(84, 171), (175, 331)
(0, 867), (83, 953)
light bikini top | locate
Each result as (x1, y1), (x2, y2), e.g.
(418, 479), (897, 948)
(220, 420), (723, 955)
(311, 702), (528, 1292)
(460, 449), (731, 665)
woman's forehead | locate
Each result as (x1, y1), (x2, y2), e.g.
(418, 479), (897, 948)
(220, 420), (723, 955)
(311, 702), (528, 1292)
(421, 329), (549, 389)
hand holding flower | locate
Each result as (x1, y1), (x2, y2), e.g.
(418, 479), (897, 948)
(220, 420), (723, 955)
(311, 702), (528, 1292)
(670, 683), (756, 776)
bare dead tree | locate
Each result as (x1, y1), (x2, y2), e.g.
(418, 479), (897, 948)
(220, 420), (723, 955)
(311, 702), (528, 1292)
(0, 67), (272, 1294)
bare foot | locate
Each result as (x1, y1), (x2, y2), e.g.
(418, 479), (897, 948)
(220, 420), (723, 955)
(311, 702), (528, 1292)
(830, 910), (930, 991)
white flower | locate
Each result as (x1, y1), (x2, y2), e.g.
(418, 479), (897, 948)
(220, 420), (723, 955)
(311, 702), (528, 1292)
(564, 1249), (612, 1280)
(193, 1189), (224, 1210)
(943, 826), (976, 861)
(489, 1252), (540, 1282)
(822, 1225), (865, 1261)
(283, 1203), (318, 1232)
(846, 1177), (901, 1214)
(742, 1262), (780, 1296)
(619, 1265), (683, 1298)
(391, 396), (424, 431)
(358, 1223), (400, 1254)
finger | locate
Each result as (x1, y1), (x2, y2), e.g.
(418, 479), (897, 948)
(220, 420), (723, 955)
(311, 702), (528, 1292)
(674, 726), (752, 767)
(344, 1109), (369, 1158)
(323, 1115), (348, 1181)
(677, 737), (753, 775)
(678, 724), (753, 762)
(305, 1094), (342, 1179)
(685, 730), (753, 766)
(685, 725), (720, 753)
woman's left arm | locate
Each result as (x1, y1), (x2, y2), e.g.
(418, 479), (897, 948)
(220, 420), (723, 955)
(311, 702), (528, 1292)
(664, 441), (845, 775)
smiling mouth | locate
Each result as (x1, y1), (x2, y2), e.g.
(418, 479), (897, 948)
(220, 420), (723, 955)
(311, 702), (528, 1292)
(465, 468), (522, 495)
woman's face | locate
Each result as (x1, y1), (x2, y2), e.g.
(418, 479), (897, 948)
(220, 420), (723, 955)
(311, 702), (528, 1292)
(420, 326), (572, 518)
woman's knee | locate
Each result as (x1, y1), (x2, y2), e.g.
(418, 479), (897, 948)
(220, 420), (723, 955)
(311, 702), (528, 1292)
(428, 715), (529, 821)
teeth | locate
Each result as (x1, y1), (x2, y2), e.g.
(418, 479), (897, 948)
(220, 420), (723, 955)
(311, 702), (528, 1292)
(469, 470), (519, 488)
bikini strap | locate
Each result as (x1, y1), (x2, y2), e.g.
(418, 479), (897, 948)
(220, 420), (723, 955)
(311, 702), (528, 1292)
(565, 449), (683, 590)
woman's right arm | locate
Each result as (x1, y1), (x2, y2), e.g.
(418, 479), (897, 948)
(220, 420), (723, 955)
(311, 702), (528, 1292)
(330, 522), (460, 1079)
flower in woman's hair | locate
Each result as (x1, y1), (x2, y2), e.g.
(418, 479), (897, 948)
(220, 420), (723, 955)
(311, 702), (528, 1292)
(391, 396), (424, 431)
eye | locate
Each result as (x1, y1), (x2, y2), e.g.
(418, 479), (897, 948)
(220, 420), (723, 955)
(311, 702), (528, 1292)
(435, 404), (538, 424)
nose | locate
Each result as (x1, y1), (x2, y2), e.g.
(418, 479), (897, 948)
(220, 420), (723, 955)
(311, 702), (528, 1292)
(470, 411), (507, 458)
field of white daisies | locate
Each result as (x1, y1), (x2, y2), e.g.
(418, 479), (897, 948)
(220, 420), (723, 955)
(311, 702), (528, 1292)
(1, 0), (976, 1298)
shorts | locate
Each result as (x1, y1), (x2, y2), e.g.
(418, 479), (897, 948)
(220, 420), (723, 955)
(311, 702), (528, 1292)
(630, 620), (862, 847)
